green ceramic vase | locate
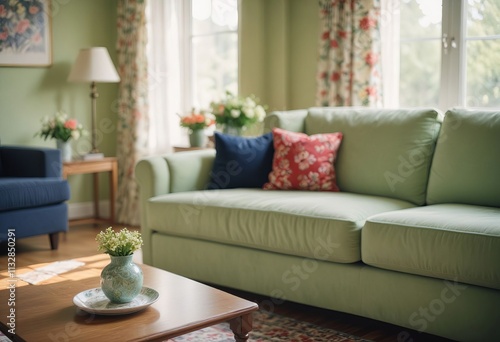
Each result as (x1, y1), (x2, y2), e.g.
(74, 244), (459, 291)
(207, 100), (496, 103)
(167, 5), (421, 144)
(100, 255), (143, 303)
(189, 129), (207, 147)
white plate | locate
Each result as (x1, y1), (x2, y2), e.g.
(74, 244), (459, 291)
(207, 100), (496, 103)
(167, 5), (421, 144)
(73, 287), (159, 315)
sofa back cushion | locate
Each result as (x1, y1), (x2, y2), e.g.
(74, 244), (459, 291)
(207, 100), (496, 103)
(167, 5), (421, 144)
(427, 108), (500, 207)
(263, 109), (309, 133)
(305, 107), (441, 205)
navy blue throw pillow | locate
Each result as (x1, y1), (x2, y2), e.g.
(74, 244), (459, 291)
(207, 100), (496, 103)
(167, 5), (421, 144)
(207, 132), (274, 189)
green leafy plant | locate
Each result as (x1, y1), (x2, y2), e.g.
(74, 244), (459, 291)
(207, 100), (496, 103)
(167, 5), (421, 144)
(96, 227), (143, 256)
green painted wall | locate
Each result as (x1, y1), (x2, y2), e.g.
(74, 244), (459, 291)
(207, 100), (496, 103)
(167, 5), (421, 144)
(288, 0), (319, 109)
(264, 0), (290, 111)
(0, 0), (319, 205)
(239, 0), (266, 103)
(240, 0), (319, 111)
(0, 0), (118, 204)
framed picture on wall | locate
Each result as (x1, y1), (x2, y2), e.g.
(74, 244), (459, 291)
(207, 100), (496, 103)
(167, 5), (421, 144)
(0, 0), (52, 67)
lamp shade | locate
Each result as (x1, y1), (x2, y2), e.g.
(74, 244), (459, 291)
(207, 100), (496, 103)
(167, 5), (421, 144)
(68, 47), (120, 83)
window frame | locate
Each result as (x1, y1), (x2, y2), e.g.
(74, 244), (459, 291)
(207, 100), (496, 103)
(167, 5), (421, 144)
(439, 0), (463, 110)
(395, 0), (499, 110)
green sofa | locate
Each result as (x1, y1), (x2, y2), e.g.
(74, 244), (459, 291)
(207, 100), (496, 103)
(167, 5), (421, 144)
(135, 107), (500, 341)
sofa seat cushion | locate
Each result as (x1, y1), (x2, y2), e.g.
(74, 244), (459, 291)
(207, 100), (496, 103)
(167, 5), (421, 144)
(147, 189), (415, 263)
(362, 204), (500, 290)
(0, 178), (70, 211)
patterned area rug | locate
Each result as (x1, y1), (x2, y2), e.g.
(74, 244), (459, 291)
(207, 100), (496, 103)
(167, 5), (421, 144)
(0, 309), (373, 342)
(169, 310), (373, 342)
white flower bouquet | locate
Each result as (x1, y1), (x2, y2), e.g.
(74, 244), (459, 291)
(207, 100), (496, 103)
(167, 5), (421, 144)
(209, 91), (267, 129)
(96, 227), (143, 256)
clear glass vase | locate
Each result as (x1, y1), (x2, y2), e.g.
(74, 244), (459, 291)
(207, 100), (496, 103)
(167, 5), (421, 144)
(100, 255), (143, 303)
(223, 124), (242, 136)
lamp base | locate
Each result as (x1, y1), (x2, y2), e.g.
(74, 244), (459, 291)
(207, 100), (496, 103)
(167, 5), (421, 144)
(83, 152), (104, 161)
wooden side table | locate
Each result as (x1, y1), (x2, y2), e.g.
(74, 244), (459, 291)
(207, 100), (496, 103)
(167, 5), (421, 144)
(63, 157), (118, 226)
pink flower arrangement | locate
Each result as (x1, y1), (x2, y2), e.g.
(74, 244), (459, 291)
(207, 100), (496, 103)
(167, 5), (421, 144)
(35, 112), (87, 142)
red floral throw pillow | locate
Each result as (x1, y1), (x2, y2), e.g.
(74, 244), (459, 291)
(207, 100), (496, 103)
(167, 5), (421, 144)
(263, 128), (343, 191)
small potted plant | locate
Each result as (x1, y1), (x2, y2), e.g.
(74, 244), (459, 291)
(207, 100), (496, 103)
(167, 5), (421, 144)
(96, 227), (143, 303)
(179, 109), (215, 147)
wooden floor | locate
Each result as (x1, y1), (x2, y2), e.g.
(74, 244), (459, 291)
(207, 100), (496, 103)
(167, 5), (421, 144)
(1, 224), (453, 342)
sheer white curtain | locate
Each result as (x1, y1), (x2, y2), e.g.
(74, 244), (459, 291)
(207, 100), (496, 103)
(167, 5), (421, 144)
(146, 0), (188, 153)
(380, 0), (400, 108)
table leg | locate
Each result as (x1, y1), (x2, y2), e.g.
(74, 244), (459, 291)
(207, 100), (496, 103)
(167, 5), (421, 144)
(93, 173), (99, 221)
(110, 160), (117, 224)
(229, 313), (253, 342)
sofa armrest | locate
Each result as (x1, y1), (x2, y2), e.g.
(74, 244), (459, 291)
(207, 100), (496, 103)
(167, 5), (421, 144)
(135, 149), (216, 198)
(135, 149), (215, 264)
(0, 146), (62, 178)
(135, 155), (171, 200)
(263, 109), (309, 133)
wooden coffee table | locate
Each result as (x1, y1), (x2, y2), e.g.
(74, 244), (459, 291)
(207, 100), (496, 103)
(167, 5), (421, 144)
(0, 263), (258, 341)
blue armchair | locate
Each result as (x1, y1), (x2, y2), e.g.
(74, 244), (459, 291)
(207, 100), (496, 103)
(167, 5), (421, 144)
(0, 146), (70, 249)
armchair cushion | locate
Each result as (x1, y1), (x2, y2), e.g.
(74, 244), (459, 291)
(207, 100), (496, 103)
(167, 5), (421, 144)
(0, 146), (62, 178)
(0, 178), (70, 211)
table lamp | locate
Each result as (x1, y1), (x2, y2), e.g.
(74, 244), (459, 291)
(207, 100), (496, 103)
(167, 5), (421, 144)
(68, 47), (120, 159)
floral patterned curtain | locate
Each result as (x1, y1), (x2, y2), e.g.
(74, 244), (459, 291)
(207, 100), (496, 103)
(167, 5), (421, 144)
(316, 0), (383, 107)
(116, 0), (148, 226)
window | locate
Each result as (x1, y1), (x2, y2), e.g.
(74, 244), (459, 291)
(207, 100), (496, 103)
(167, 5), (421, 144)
(462, 0), (500, 108)
(399, 0), (442, 108)
(385, 0), (500, 110)
(146, 0), (239, 148)
(191, 0), (239, 108)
